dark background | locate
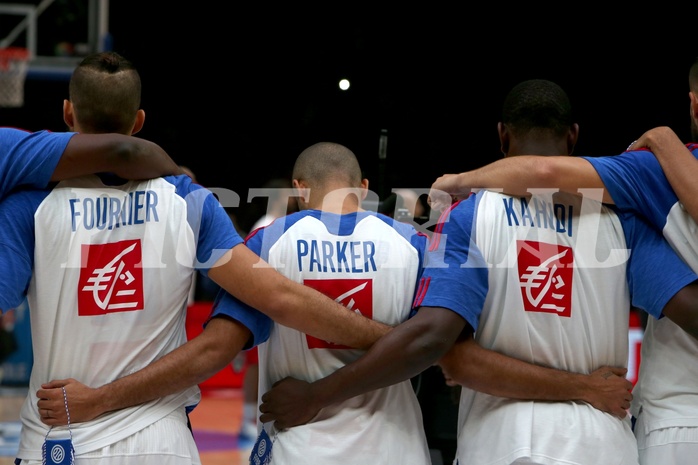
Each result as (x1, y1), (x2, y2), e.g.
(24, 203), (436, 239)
(2, 3), (696, 229)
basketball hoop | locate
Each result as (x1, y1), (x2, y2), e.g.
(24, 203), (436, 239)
(0, 47), (29, 108)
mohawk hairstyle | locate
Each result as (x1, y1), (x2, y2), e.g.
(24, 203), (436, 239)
(69, 51), (141, 134)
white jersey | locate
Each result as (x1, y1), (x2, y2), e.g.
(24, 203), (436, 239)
(585, 150), (698, 436)
(0, 174), (242, 460)
(213, 209), (432, 464)
(416, 189), (697, 465)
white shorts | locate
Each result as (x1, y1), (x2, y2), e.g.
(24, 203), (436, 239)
(18, 409), (201, 465)
(635, 413), (698, 465)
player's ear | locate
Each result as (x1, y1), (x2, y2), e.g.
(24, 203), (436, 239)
(131, 109), (145, 135)
(568, 123), (580, 155)
(360, 178), (369, 200)
(293, 179), (310, 207)
(690, 92), (698, 121)
(498, 122), (509, 155)
(63, 99), (75, 129)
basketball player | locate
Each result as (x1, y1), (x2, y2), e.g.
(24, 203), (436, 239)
(257, 80), (698, 465)
(214, 141), (432, 464)
(426, 63), (698, 465)
(0, 52), (391, 465)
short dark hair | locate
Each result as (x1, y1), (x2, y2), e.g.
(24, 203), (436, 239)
(501, 79), (573, 138)
(69, 51), (141, 133)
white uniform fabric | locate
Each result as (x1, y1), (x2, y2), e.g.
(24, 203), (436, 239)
(212, 209), (432, 464)
(0, 173), (242, 462)
(585, 149), (698, 465)
(416, 190), (697, 465)
(18, 409), (201, 465)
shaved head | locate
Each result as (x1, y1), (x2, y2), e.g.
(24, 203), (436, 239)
(292, 142), (363, 190)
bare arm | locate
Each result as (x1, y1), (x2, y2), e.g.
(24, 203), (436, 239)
(208, 244), (392, 349)
(628, 126), (698, 223)
(259, 307), (467, 429)
(438, 335), (632, 418)
(428, 156), (612, 212)
(37, 244), (393, 425)
(51, 133), (183, 181)
(37, 316), (250, 425)
(661, 281), (698, 341)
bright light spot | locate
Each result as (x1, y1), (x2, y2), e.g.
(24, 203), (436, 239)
(339, 78), (350, 91)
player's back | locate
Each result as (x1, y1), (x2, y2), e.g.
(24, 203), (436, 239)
(457, 189), (639, 465)
(473, 190), (631, 371)
(30, 174), (199, 385)
(247, 209), (432, 464)
(0, 173), (241, 459)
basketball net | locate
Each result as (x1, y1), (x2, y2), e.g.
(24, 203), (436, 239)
(0, 47), (29, 108)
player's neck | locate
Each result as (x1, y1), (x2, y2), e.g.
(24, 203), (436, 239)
(507, 138), (569, 157)
(307, 188), (362, 214)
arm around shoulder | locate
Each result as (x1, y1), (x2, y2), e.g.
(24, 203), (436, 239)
(430, 155), (610, 202)
(51, 133), (183, 181)
(208, 244), (392, 350)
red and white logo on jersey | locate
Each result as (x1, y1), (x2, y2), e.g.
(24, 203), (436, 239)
(304, 278), (373, 349)
(78, 239), (144, 315)
(517, 240), (573, 317)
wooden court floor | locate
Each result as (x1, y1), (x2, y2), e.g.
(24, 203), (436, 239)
(190, 387), (248, 465)
(0, 386), (247, 465)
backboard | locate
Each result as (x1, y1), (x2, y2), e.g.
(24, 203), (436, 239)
(0, 0), (109, 81)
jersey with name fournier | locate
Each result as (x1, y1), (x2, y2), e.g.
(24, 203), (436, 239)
(0, 173), (242, 460)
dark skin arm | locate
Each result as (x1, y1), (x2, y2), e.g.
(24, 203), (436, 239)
(260, 281), (698, 429)
(259, 307), (467, 430)
(51, 133), (183, 181)
(259, 310), (633, 429)
(660, 281), (698, 340)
